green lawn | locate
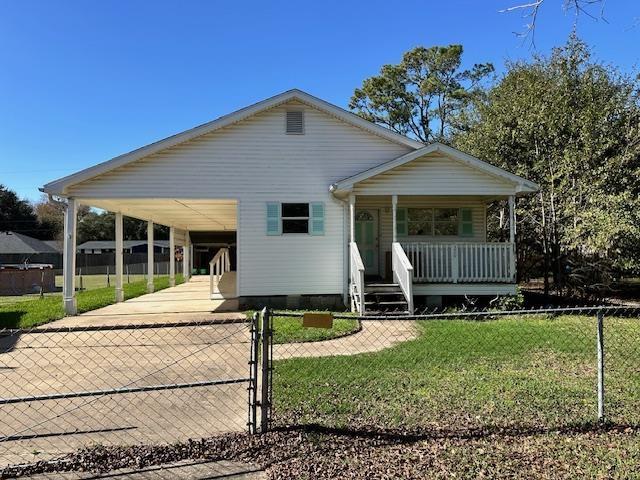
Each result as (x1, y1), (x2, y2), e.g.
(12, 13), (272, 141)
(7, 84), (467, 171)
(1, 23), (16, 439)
(247, 310), (360, 344)
(0, 274), (184, 329)
(55, 273), (148, 290)
(274, 315), (640, 431)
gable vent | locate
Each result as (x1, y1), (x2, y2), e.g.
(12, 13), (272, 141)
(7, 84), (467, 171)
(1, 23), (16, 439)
(286, 110), (304, 134)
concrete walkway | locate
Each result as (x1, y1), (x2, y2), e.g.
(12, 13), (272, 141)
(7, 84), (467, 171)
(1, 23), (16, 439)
(53, 274), (239, 327)
(274, 319), (418, 359)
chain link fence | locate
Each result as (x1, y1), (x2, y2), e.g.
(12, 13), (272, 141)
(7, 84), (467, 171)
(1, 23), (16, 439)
(265, 307), (640, 434)
(0, 316), (257, 472)
(2, 306), (640, 477)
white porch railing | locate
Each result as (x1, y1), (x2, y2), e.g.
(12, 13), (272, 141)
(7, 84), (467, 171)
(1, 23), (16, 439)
(392, 242), (414, 313)
(209, 247), (231, 296)
(349, 242), (366, 314)
(401, 242), (515, 283)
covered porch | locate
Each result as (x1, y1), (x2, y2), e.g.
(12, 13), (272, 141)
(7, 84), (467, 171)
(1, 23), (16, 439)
(330, 143), (538, 315)
(58, 197), (238, 316)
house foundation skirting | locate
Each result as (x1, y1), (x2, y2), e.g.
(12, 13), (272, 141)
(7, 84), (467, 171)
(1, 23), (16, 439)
(239, 294), (345, 311)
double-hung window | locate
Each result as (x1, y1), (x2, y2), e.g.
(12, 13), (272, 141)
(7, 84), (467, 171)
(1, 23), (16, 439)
(266, 202), (325, 236)
(281, 203), (309, 233)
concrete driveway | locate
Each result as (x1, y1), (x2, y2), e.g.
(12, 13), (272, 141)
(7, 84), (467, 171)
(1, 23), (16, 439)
(0, 277), (251, 467)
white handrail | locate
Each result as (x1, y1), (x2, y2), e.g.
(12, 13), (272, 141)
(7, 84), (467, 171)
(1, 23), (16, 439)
(349, 242), (366, 314)
(401, 242), (515, 283)
(209, 247), (231, 295)
(392, 242), (414, 314)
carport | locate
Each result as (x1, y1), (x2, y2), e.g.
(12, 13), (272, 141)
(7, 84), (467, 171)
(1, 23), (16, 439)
(41, 193), (238, 315)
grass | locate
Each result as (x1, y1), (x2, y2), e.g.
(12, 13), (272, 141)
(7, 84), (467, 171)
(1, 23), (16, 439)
(246, 310), (360, 344)
(55, 274), (148, 290)
(274, 315), (640, 431)
(0, 274), (184, 329)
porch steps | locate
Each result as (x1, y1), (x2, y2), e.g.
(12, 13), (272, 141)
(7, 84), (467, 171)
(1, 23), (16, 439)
(364, 282), (409, 315)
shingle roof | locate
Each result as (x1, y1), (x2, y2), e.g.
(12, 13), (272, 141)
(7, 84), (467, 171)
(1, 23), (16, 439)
(0, 232), (60, 254)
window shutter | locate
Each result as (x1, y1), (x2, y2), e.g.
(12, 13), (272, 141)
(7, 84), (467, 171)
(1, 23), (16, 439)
(266, 202), (281, 235)
(309, 202), (325, 236)
(396, 207), (408, 236)
(459, 208), (473, 236)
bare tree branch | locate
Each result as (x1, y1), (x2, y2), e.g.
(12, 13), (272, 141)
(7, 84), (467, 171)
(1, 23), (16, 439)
(500, 0), (608, 47)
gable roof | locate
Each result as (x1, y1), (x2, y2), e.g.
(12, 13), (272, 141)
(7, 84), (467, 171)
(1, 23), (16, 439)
(330, 143), (539, 194)
(42, 89), (425, 196)
(0, 232), (60, 255)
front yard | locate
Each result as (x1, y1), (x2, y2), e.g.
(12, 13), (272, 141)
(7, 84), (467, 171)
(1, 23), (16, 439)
(265, 314), (640, 477)
(0, 274), (184, 328)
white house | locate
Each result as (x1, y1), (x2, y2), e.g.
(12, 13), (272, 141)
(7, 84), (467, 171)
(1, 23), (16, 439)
(42, 89), (538, 315)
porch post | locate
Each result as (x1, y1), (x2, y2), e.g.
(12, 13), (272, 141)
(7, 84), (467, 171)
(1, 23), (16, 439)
(349, 194), (356, 243)
(147, 221), (154, 293)
(62, 197), (77, 315)
(392, 194), (398, 243)
(508, 195), (517, 281)
(115, 212), (124, 302)
(169, 226), (176, 287)
(508, 195), (516, 243)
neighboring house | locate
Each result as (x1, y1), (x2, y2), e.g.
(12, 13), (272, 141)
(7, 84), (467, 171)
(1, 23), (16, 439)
(0, 231), (62, 268)
(42, 89), (538, 315)
(76, 240), (170, 254)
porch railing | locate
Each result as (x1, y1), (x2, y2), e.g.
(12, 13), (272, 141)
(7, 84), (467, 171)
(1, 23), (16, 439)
(349, 242), (366, 314)
(392, 242), (414, 313)
(209, 247), (231, 295)
(401, 242), (515, 283)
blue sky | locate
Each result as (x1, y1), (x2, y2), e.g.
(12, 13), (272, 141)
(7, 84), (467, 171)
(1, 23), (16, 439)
(1, 0), (638, 201)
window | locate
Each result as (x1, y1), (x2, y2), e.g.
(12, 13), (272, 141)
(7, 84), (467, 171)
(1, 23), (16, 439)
(286, 110), (304, 134)
(266, 202), (325, 236)
(408, 208), (433, 236)
(282, 203), (309, 233)
(402, 207), (470, 236)
(434, 208), (458, 236)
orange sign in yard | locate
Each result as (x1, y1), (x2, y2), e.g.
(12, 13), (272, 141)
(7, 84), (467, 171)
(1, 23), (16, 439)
(302, 312), (334, 329)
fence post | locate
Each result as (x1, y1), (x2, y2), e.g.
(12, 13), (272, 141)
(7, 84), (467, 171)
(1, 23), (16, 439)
(260, 307), (272, 433)
(106, 265), (110, 287)
(248, 312), (260, 434)
(597, 310), (605, 422)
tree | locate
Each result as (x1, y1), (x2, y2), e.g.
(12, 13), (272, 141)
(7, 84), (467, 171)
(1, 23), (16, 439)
(502, 1), (607, 42)
(349, 45), (494, 143)
(0, 185), (44, 238)
(455, 35), (640, 297)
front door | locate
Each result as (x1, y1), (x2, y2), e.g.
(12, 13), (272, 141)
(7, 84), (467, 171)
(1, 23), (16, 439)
(355, 209), (379, 275)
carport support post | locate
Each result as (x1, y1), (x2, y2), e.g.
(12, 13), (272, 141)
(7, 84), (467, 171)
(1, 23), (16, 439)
(115, 212), (124, 302)
(169, 226), (176, 287)
(62, 197), (78, 315)
(183, 231), (191, 280)
(147, 221), (154, 293)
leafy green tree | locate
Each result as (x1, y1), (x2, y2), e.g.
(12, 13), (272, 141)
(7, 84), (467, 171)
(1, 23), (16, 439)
(349, 45), (494, 143)
(0, 185), (44, 238)
(455, 35), (640, 296)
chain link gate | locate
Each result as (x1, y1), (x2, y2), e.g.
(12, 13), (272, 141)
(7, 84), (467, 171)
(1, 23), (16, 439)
(1, 316), (262, 472)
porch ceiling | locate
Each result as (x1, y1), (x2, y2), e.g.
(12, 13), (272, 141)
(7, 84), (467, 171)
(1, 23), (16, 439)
(79, 198), (237, 231)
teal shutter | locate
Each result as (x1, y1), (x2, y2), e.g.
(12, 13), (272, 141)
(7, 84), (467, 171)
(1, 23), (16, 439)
(396, 208), (408, 236)
(459, 208), (473, 236)
(266, 202), (281, 235)
(310, 202), (325, 235)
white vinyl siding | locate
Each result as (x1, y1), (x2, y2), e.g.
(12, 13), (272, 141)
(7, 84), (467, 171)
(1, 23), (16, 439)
(354, 153), (516, 196)
(66, 101), (412, 296)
